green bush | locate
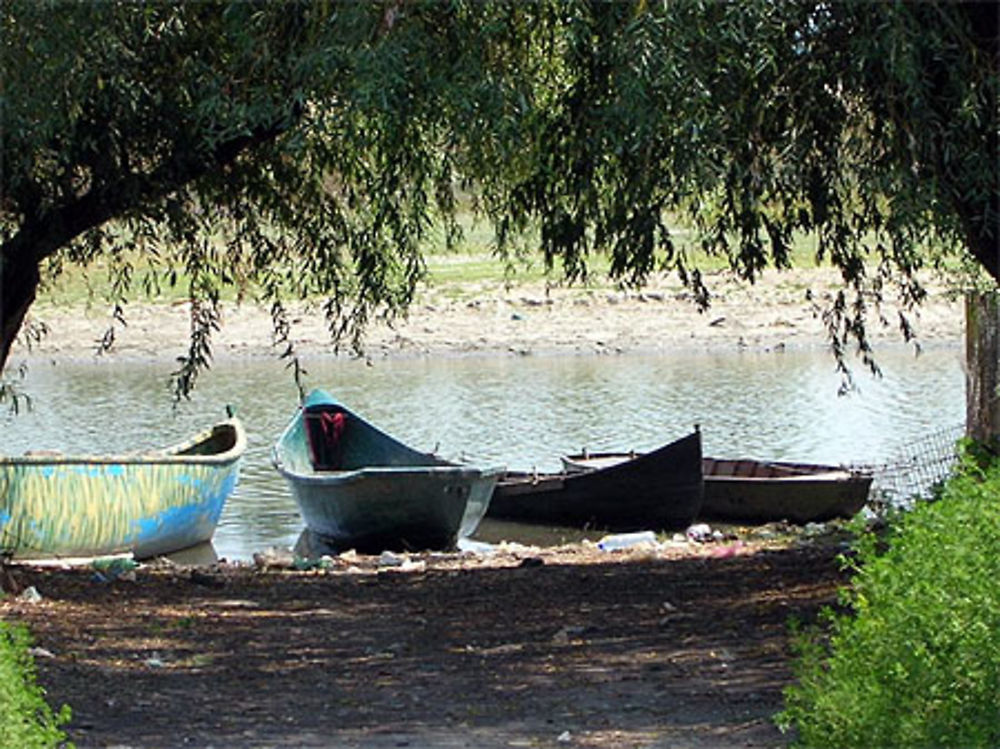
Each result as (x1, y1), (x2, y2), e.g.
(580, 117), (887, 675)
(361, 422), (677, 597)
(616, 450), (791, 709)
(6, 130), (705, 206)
(0, 619), (72, 748)
(777, 446), (1000, 748)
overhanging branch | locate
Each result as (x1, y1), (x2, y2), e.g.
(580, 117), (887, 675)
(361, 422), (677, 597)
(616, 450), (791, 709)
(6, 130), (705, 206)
(4, 108), (299, 272)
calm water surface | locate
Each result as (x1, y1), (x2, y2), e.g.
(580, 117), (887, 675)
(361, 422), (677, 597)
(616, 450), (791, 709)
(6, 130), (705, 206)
(1, 345), (965, 560)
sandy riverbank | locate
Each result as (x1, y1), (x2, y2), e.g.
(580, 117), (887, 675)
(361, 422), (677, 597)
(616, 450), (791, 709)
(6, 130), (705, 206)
(14, 266), (963, 364)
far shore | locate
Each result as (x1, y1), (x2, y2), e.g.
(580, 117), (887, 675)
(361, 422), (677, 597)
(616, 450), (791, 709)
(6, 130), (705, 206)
(14, 266), (964, 365)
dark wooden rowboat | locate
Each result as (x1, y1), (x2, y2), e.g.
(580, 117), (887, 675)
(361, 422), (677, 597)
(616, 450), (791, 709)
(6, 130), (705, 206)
(563, 451), (872, 524)
(272, 389), (501, 554)
(0, 416), (246, 560)
(699, 457), (872, 524)
(488, 430), (703, 531)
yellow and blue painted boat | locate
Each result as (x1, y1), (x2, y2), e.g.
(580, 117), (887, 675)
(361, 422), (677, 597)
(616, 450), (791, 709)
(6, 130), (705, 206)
(272, 389), (501, 554)
(0, 417), (246, 560)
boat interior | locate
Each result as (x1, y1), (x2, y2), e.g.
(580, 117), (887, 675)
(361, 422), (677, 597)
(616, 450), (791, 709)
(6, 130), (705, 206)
(302, 404), (445, 472)
(305, 408), (349, 470)
(176, 423), (241, 457)
(703, 458), (846, 479)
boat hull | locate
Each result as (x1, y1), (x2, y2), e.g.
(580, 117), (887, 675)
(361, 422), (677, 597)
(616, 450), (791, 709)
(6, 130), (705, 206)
(0, 419), (246, 560)
(273, 389), (500, 554)
(489, 431), (703, 531)
(284, 467), (497, 553)
(701, 458), (872, 524)
(563, 452), (872, 525)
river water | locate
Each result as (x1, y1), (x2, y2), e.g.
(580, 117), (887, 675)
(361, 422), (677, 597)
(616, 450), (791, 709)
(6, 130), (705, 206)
(1, 344), (965, 560)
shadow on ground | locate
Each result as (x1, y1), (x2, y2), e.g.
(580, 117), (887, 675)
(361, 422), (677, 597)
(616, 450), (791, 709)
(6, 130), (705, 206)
(3, 543), (846, 748)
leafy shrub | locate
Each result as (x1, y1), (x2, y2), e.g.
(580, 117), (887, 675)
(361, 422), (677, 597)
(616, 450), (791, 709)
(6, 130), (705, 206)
(777, 446), (1000, 747)
(0, 619), (72, 748)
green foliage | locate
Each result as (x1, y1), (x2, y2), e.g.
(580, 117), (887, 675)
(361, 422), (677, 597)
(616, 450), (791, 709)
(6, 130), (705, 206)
(0, 360), (33, 415)
(777, 448), (1000, 747)
(2, 1), (996, 389)
(0, 620), (72, 748)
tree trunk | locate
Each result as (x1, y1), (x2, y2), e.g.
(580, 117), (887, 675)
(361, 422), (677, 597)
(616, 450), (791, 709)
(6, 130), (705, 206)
(965, 291), (1000, 442)
(0, 250), (41, 373)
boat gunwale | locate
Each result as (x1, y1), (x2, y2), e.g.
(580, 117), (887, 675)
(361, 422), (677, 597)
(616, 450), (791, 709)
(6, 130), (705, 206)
(272, 462), (503, 485)
(706, 470), (858, 483)
(566, 452), (872, 482)
(704, 458), (871, 477)
(0, 418), (247, 467)
(271, 392), (504, 480)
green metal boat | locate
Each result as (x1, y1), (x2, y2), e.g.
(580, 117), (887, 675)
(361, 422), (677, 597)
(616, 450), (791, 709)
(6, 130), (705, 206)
(272, 389), (501, 554)
(0, 417), (246, 560)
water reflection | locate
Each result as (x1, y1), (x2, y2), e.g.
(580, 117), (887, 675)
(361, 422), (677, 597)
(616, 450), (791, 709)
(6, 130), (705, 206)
(1, 345), (964, 560)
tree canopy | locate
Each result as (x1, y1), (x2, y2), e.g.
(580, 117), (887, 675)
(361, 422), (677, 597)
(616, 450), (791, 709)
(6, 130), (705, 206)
(2, 1), (997, 394)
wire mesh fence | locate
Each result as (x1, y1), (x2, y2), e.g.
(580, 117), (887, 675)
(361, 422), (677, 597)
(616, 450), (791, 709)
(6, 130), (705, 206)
(853, 423), (966, 512)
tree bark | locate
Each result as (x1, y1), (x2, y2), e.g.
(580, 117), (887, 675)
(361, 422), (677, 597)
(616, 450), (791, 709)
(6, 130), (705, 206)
(0, 246), (41, 371)
(965, 291), (1000, 442)
(0, 111), (299, 376)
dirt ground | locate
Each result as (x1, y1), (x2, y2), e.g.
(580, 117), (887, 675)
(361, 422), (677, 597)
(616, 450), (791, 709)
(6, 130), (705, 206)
(17, 265), (962, 362)
(1, 537), (849, 749)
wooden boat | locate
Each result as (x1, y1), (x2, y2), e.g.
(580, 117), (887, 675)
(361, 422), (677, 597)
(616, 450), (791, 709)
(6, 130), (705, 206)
(271, 389), (501, 554)
(699, 458), (872, 524)
(0, 416), (246, 560)
(488, 430), (703, 530)
(563, 452), (872, 524)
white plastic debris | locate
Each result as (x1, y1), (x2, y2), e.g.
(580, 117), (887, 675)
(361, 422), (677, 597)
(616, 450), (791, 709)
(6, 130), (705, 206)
(398, 559), (427, 573)
(17, 586), (42, 603)
(456, 538), (497, 555)
(685, 523), (714, 543)
(596, 530), (659, 551)
(377, 550), (406, 567)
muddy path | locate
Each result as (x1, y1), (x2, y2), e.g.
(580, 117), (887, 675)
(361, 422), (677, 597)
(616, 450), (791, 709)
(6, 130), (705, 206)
(2, 541), (847, 748)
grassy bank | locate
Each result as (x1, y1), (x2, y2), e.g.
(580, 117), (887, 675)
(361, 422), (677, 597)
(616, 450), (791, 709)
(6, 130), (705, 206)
(0, 619), (71, 748)
(35, 216), (832, 309)
(778, 445), (1000, 747)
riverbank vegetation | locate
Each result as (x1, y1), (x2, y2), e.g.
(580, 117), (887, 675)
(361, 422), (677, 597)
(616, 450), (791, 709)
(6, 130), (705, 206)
(32, 213), (835, 311)
(778, 446), (1000, 746)
(0, 620), (71, 748)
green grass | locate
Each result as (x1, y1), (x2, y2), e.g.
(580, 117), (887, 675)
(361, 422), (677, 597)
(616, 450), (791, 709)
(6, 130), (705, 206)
(777, 444), (1000, 747)
(35, 212), (834, 309)
(0, 619), (72, 749)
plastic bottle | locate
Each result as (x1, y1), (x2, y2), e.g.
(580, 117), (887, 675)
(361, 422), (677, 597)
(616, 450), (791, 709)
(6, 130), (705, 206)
(596, 530), (659, 551)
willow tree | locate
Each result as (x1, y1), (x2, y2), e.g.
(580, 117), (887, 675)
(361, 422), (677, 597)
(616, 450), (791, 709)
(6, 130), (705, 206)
(2, 2), (996, 413)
